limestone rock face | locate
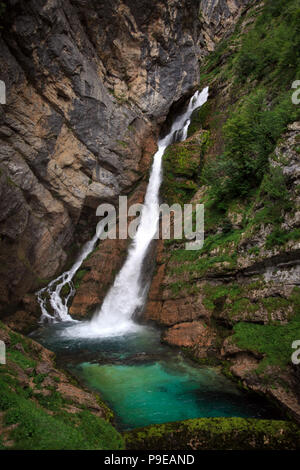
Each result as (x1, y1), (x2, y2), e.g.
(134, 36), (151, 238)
(199, 0), (254, 52)
(0, 0), (203, 313)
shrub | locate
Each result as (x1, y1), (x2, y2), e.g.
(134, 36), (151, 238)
(203, 90), (297, 208)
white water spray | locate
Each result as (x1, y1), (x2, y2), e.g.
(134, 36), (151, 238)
(37, 233), (100, 323)
(63, 86), (209, 338)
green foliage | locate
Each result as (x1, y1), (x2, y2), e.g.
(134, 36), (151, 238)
(33, 373), (47, 387)
(187, 101), (211, 137)
(0, 369), (124, 450)
(4, 398), (124, 450)
(236, 0), (300, 87)
(73, 268), (89, 289)
(162, 132), (210, 206)
(169, 251), (236, 278)
(232, 295), (300, 371)
(202, 280), (299, 325)
(0, 323), (124, 450)
(266, 228), (300, 250)
(7, 349), (37, 370)
(203, 90), (297, 207)
(9, 331), (30, 353)
(34, 390), (65, 412)
(255, 166), (291, 223)
(251, 166), (298, 249)
(201, 0), (300, 210)
(203, 283), (242, 312)
(0, 378), (18, 411)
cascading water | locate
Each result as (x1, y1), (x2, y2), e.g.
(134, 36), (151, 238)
(63, 86), (209, 338)
(37, 232), (100, 323)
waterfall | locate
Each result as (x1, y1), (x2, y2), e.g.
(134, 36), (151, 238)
(37, 232), (100, 323)
(63, 86), (209, 338)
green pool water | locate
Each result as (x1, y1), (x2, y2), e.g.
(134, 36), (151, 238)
(31, 324), (279, 430)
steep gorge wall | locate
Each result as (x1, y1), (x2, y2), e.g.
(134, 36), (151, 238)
(199, 0), (254, 52)
(0, 0), (204, 315)
(66, 0), (253, 320)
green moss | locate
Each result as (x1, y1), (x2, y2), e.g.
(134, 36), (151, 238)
(33, 373), (47, 387)
(95, 394), (115, 423)
(169, 281), (198, 297)
(201, 281), (300, 326)
(266, 228), (300, 249)
(203, 283), (242, 312)
(73, 268), (89, 290)
(162, 131), (210, 206)
(7, 349), (37, 370)
(0, 324), (124, 450)
(4, 397), (124, 450)
(169, 252), (237, 278)
(124, 417), (300, 450)
(187, 101), (211, 137)
(232, 299), (300, 371)
(9, 331), (31, 353)
(33, 389), (66, 412)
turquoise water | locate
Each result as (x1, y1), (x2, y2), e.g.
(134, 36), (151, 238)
(31, 324), (279, 430)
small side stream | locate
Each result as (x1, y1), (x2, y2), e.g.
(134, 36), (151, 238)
(31, 324), (280, 431)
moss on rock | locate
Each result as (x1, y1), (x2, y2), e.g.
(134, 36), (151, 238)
(0, 322), (124, 450)
(162, 130), (210, 206)
(124, 417), (300, 450)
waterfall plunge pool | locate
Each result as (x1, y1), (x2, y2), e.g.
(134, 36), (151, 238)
(31, 324), (280, 431)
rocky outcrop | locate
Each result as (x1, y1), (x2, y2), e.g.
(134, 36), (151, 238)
(0, 321), (124, 449)
(221, 340), (300, 425)
(199, 0), (255, 52)
(0, 322), (107, 417)
(125, 417), (300, 450)
(162, 321), (217, 358)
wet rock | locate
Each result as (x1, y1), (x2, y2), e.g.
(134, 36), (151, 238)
(4, 310), (39, 334)
(163, 321), (217, 357)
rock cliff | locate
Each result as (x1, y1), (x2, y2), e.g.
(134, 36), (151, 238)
(0, 0), (203, 314)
